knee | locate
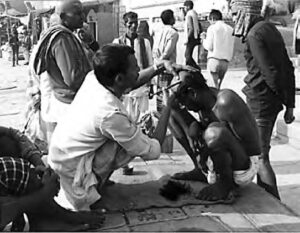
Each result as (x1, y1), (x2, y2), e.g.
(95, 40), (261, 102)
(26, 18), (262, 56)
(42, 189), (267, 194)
(203, 124), (228, 149)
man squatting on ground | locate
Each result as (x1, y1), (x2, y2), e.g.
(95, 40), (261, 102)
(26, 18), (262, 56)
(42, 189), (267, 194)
(48, 44), (193, 211)
(231, 0), (295, 199)
(0, 126), (104, 231)
(168, 71), (261, 201)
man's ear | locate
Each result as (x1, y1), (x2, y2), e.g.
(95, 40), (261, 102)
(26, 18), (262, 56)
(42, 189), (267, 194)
(187, 87), (197, 99)
(114, 73), (126, 86)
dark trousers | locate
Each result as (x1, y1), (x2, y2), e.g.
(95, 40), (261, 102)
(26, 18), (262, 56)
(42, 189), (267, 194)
(185, 40), (199, 69)
(12, 46), (19, 66)
(256, 115), (278, 160)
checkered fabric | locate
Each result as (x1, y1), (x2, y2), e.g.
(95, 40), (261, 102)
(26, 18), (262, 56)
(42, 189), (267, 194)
(0, 157), (30, 196)
(230, 0), (263, 40)
(231, 0), (263, 15)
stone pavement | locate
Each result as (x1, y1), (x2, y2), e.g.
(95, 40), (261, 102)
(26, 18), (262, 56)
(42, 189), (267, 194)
(1, 58), (300, 231)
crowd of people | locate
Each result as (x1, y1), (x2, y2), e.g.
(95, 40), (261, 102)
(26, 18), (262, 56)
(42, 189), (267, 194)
(0, 0), (297, 231)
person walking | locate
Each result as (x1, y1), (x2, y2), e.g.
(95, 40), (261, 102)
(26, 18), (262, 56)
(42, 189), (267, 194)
(201, 9), (234, 89)
(231, 0), (296, 199)
(183, 0), (201, 69)
(9, 28), (19, 67)
(153, 9), (179, 113)
(22, 29), (32, 65)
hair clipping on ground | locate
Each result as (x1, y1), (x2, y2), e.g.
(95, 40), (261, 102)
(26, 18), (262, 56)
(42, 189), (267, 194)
(159, 179), (191, 201)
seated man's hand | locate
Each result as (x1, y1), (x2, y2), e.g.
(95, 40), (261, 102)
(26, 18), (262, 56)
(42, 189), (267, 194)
(41, 168), (60, 198)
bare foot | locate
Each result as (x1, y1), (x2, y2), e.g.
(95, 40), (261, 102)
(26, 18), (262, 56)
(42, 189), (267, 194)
(172, 169), (207, 182)
(196, 181), (233, 201)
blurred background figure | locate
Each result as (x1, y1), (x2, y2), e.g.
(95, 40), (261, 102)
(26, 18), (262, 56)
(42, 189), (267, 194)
(293, 8), (300, 68)
(22, 29), (32, 65)
(76, 23), (100, 66)
(138, 20), (154, 49)
(9, 26), (19, 67)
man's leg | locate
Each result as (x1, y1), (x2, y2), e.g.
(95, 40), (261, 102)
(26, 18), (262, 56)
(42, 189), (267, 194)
(185, 42), (198, 69)
(256, 117), (280, 199)
(12, 47), (16, 67)
(210, 72), (220, 89)
(16, 46), (19, 65)
(217, 61), (229, 89)
(169, 108), (206, 181)
(197, 122), (250, 201)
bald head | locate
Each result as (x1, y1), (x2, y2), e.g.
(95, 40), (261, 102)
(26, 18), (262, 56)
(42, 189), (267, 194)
(55, 0), (84, 30)
(55, 0), (82, 15)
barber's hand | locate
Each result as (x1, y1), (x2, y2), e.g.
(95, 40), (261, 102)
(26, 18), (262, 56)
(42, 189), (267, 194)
(41, 168), (60, 198)
(171, 63), (198, 73)
(161, 61), (198, 77)
(284, 108), (295, 124)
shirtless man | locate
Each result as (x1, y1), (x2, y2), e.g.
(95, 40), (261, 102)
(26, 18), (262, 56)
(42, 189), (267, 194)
(169, 71), (261, 200)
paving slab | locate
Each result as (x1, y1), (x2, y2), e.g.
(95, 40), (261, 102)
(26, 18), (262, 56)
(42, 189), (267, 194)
(182, 204), (257, 231)
(97, 212), (126, 231)
(130, 216), (229, 232)
(126, 207), (187, 226)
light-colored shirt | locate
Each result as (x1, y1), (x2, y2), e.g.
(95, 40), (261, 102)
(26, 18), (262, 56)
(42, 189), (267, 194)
(153, 25), (179, 63)
(184, 9), (200, 43)
(203, 21), (234, 61)
(48, 71), (160, 209)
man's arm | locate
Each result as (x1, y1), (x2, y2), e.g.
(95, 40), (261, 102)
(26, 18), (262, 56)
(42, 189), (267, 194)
(160, 32), (179, 60)
(202, 26), (214, 52)
(0, 126), (44, 166)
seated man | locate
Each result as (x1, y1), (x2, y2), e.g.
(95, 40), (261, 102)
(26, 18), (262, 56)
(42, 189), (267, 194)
(0, 126), (104, 231)
(48, 44), (192, 211)
(0, 157), (104, 231)
(169, 71), (261, 201)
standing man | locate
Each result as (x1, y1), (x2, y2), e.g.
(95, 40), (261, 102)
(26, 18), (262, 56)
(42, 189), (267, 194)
(9, 27), (19, 67)
(231, 0), (296, 199)
(113, 11), (153, 175)
(22, 29), (32, 65)
(183, 0), (201, 69)
(153, 9), (179, 112)
(201, 9), (234, 89)
(48, 44), (188, 211)
(31, 0), (91, 144)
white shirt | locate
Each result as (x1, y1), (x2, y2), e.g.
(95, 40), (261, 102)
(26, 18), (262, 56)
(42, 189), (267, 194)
(153, 25), (179, 63)
(48, 72), (160, 209)
(203, 21), (234, 61)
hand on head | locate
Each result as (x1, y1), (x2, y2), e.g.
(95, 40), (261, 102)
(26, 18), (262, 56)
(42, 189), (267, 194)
(160, 60), (198, 77)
